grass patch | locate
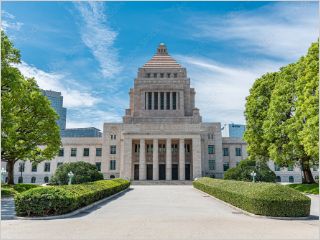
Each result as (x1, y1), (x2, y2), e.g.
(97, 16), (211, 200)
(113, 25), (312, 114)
(287, 183), (319, 195)
(193, 177), (311, 217)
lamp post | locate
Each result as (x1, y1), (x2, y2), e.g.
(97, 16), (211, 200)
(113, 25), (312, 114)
(67, 171), (74, 185)
(1, 167), (6, 183)
(250, 171), (257, 183)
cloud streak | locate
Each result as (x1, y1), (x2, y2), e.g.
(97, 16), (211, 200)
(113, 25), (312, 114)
(1, 10), (23, 31)
(17, 61), (101, 108)
(74, 2), (121, 78)
(191, 2), (318, 61)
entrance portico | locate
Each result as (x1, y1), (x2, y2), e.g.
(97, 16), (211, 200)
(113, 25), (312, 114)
(121, 135), (201, 181)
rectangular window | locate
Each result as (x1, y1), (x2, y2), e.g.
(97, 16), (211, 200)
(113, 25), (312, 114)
(134, 144), (140, 153)
(166, 92), (170, 109)
(58, 148), (64, 157)
(110, 145), (116, 154)
(172, 92), (176, 110)
(160, 92), (164, 110)
(274, 164), (280, 171)
(71, 148), (77, 157)
(153, 73), (157, 78)
(148, 92), (152, 110)
(31, 163), (37, 172)
(174, 73), (178, 78)
(19, 162), (25, 172)
(171, 144), (178, 153)
(147, 144), (153, 153)
(96, 148), (102, 156)
(154, 92), (158, 110)
(110, 160), (116, 170)
(44, 162), (51, 172)
(184, 144), (190, 153)
(160, 73), (164, 78)
(287, 165), (294, 171)
(208, 145), (215, 154)
(95, 162), (101, 171)
(57, 162), (63, 168)
(209, 160), (215, 170)
(167, 73), (171, 78)
(146, 73), (150, 78)
(223, 148), (229, 156)
(223, 162), (229, 171)
(83, 148), (90, 157)
(235, 148), (242, 156)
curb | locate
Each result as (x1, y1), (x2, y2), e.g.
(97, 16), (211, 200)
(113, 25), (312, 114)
(15, 187), (130, 220)
(193, 187), (314, 220)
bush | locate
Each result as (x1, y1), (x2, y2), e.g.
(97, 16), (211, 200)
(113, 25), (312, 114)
(224, 159), (276, 182)
(193, 177), (310, 217)
(1, 183), (40, 197)
(50, 161), (104, 185)
(15, 179), (130, 217)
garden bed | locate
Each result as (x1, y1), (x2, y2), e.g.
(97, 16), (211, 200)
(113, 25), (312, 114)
(14, 179), (130, 217)
(193, 177), (310, 217)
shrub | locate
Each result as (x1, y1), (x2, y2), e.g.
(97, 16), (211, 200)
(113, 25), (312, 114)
(224, 159), (276, 182)
(193, 177), (310, 217)
(15, 179), (130, 217)
(1, 183), (40, 197)
(50, 161), (104, 185)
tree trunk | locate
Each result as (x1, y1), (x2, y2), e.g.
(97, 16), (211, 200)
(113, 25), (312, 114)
(6, 160), (15, 185)
(301, 159), (315, 184)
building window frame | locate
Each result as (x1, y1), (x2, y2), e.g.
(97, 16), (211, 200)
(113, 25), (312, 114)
(95, 162), (101, 171)
(96, 148), (102, 157)
(83, 148), (90, 157)
(110, 145), (116, 154)
(235, 147), (242, 156)
(209, 159), (215, 170)
(208, 145), (215, 154)
(58, 148), (64, 157)
(71, 148), (77, 157)
(44, 162), (51, 172)
(110, 160), (116, 170)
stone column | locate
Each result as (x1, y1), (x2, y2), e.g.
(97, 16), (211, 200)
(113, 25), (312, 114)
(121, 137), (132, 180)
(153, 139), (159, 180)
(164, 92), (167, 110)
(151, 92), (154, 110)
(192, 136), (202, 179)
(179, 138), (185, 180)
(139, 139), (146, 180)
(170, 92), (172, 110)
(166, 138), (172, 180)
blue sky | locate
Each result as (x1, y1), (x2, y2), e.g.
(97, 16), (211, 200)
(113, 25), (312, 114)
(2, 1), (318, 129)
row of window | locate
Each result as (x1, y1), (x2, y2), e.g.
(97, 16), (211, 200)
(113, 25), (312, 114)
(222, 147), (242, 156)
(145, 73), (178, 78)
(59, 148), (102, 157)
(18, 160), (117, 173)
(274, 165), (318, 171)
(145, 92), (178, 110)
(133, 144), (191, 153)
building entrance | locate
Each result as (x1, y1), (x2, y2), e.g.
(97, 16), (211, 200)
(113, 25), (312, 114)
(172, 164), (178, 180)
(134, 164), (139, 180)
(159, 164), (166, 180)
(185, 164), (191, 180)
(147, 164), (153, 180)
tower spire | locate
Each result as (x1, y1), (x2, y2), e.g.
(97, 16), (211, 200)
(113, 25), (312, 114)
(157, 43), (168, 55)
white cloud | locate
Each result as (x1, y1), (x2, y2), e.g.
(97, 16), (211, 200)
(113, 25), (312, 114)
(191, 3), (318, 61)
(16, 61), (101, 108)
(1, 10), (23, 31)
(176, 55), (284, 124)
(74, 2), (121, 78)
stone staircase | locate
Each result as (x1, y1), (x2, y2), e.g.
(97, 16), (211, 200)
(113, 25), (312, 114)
(131, 180), (193, 185)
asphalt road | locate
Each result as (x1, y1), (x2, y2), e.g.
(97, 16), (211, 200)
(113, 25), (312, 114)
(1, 185), (319, 240)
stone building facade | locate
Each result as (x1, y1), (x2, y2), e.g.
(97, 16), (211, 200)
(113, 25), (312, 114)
(2, 44), (318, 184)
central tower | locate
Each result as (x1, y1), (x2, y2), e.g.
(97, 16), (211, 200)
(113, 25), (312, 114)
(123, 43), (202, 124)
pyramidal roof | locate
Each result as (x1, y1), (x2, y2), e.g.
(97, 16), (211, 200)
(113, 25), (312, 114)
(142, 43), (182, 69)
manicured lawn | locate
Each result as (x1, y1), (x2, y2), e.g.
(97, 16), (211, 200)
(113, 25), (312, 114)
(287, 183), (319, 195)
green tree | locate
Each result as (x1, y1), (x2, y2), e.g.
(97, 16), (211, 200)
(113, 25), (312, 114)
(224, 159), (276, 182)
(244, 73), (278, 161)
(1, 31), (61, 184)
(50, 161), (104, 185)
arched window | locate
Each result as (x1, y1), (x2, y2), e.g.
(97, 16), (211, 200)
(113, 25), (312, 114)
(289, 176), (294, 183)
(44, 176), (49, 183)
(110, 175), (115, 179)
(276, 176), (281, 182)
(31, 177), (36, 183)
(18, 176), (23, 183)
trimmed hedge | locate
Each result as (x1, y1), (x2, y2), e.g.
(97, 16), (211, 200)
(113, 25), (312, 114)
(1, 183), (41, 197)
(15, 178), (130, 217)
(193, 177), (310, 217)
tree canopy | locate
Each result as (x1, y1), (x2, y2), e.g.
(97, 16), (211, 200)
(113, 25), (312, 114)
(244, 42), (319, 183)
(1, 31), (61, 184)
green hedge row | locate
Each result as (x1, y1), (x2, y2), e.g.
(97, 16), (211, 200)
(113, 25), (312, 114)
(15, 179), (130, 217)
(193, 177), (310, 217)
(1, 183), (41, 197)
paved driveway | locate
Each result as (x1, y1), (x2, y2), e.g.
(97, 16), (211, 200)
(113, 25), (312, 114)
(1, 185), (319, 240)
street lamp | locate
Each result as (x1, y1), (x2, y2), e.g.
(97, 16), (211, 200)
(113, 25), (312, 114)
(250, 171), (257, 183)
(67, 171), (74, 185)
(1, 167), (6, 183)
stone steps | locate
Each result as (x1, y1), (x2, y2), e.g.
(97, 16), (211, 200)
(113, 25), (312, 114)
(131, 180), (193, 185)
